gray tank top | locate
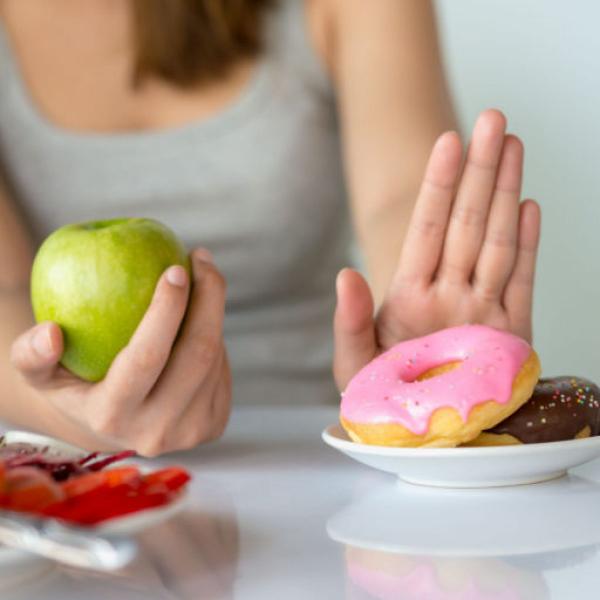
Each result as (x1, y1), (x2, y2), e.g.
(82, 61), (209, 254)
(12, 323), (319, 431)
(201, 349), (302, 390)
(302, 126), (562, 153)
(0, 1), (350, 406)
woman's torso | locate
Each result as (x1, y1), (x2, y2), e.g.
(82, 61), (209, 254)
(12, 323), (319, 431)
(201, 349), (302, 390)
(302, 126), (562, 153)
(0, 0), (350, 405)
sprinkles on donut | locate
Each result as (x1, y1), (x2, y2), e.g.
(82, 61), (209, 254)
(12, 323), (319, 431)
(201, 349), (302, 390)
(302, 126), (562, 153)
(469, 376), (600, 445)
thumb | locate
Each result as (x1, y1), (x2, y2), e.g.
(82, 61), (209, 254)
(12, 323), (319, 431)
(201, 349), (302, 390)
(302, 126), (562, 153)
(333, 268), (377, 390)
(10, 322), (64, 387)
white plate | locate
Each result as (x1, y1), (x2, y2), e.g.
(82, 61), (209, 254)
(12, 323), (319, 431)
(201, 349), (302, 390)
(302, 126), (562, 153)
(0, 430), (188, 568)
(322, 423), (600, 488)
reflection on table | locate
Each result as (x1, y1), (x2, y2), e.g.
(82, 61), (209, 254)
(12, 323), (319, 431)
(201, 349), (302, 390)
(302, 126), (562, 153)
(1, 492), (239, 600)
(345, 547), (549, 600)
(328, 474), (600, 600)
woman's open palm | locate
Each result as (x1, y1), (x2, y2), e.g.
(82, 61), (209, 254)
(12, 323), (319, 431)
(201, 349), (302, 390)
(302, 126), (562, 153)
(334, 110), (541, 389)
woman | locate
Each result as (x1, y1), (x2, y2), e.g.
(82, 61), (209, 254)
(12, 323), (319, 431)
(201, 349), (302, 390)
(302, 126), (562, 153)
(0, 0), (540, 455)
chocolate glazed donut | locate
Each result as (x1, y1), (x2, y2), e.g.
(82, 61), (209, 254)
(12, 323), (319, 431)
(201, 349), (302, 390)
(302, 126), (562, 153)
(469, 377), (600, 445)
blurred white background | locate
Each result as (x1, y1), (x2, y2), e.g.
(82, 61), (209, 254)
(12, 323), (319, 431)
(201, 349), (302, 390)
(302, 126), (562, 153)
(436, 0), (600, 381)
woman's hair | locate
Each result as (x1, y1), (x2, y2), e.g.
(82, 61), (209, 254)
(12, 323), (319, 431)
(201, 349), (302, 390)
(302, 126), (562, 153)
(131, 0), (273, 88)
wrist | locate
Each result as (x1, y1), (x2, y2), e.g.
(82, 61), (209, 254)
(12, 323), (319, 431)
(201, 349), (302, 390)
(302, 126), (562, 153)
(8, 382), (121, 452)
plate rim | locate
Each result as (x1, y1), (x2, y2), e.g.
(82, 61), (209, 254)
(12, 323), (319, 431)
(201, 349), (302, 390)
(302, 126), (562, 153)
(322, 422), (600, 457)
(1, 430), (88, 458)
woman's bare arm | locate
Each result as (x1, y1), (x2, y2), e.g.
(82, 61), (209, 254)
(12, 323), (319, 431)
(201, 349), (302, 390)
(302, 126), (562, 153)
(0, 183), (62, 429)
(318, 0), (457, 304)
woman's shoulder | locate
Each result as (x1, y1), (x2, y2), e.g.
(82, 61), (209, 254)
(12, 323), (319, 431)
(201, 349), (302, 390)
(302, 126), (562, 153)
(300, 0), (440, 80)
(268, 0), (439, 96)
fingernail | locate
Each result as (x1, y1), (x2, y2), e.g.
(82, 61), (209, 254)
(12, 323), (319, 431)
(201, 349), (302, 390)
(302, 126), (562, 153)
(336, 269), (346, 294)
(435, 130), (458, 151)
(193, 248), (214, 263)
(32, 326), (53, 358)
(166, 265), (188, 287)
(336, 268), (354, 297)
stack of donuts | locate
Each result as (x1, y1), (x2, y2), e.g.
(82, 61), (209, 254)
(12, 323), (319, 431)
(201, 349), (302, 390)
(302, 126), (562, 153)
(340, 324), (600, 447)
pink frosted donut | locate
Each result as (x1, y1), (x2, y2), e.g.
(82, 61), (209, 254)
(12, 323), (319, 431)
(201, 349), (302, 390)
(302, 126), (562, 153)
(340, 325), (540, 447)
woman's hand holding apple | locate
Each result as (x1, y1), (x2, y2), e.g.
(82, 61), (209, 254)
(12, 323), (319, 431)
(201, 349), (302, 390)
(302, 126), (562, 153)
(10, 249), (231, 457)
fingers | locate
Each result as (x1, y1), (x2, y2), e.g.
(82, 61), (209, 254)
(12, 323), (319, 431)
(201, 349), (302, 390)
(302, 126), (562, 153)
(204, 353), (232, 442)
(504, 200), (542, 341)
(439, 109), (507, 283)
(147, 249), (227, 408)
(206, 351), (232, 441)
(473, 135), (524, 300)
(394, 131), (462, 286)
(137, 349), (231, 457)
(333, 268), (376, 390)
(174, 348), (232, 450)
(131, 252), (228, 456)
(103, 263), (190, 404)
(10, 322), (64, 387)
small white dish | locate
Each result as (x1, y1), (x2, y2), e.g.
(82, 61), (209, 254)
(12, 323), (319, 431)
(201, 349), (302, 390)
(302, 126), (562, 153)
(0, 430), (188, 567)
(322, 423), (600, 488)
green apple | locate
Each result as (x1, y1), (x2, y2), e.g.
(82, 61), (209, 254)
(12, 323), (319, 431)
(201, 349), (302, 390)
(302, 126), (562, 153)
(31, 218), (190, 382)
